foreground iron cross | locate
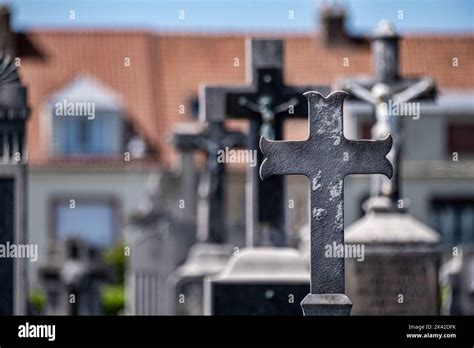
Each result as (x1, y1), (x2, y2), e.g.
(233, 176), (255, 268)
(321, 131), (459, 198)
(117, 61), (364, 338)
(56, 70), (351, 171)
(260, 91), (393, 315)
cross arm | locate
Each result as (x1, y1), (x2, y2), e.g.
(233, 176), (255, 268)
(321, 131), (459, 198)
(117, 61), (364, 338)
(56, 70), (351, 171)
(170, 132), (201, 151)
(199, 84), (253, 123)
(338, 80), (377, 105)
(222, 130), (247, 148)
(342, 136), (393, 178)
(392, 77), (435, 104)
(259, 136), (310, 179)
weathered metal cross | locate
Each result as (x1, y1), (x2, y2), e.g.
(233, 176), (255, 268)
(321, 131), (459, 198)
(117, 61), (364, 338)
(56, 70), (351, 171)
(201, 38), (330, 246)
(260, 91), (393, 315)
(172, 121), (246, 243)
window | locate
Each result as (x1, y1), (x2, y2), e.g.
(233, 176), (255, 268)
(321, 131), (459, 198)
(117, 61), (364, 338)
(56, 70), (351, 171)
(447, 125), (474, 155)
(48, 75), (125, 157)
(432, 199), (474, 246)
(189, 97), (199, 119)
(54, 111), (122, 155)
(359, 121), (372, 139)
(53, 199), (118, 249)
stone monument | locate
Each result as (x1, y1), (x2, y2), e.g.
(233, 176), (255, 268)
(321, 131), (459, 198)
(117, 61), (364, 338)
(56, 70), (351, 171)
(126, 174), (195, 315)
(203, 39), (328, 315)
(167, 121), (246, 315)
(340, 21), (441, 315)
(39, 237), (109, 315)
(0, 53), (29, 315)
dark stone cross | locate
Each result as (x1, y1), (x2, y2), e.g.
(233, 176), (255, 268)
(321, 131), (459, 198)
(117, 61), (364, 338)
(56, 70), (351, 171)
(202, 38), (330, 246)
(338, 21), (436, 205)
(260, 91), (393, 315)
(39, 237), (109, 315)
(0, 53), (29, 315)
(172, 121), (246, 243)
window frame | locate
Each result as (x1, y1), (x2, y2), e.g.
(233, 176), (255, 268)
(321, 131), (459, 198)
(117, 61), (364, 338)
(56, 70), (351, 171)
(48, 194), (122, 250)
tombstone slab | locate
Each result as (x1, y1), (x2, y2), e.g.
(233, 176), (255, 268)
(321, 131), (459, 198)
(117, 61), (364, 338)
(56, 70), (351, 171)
(168, 243), (234, 315)
(126, 220), (195, 315)
(168, 121), (246, 315)
(345, 198), (440, 315)
(339, 21), (440, 315)
(204, 248), (309, 315)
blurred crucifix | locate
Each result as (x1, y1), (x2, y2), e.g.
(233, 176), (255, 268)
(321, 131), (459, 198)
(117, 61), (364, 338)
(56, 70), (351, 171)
(339, 20), (436, 205)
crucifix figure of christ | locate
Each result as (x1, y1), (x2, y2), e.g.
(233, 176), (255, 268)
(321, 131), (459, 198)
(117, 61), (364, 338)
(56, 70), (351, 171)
(339, 20), (436, 205)
(172, 121), (246, 244)
(260, 91), (393, 315)
(201, 38), (330, 246)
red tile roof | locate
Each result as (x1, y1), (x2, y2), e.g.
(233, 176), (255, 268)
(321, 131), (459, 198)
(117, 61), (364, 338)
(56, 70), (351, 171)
(18, 31), (474, 167)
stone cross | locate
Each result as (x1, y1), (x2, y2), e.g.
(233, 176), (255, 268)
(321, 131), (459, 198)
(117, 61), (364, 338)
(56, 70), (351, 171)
(39, 237), (109, 315)
(338, 21), (436, 204)
(172, 121), (246, 243)
(201, 38), (330, 246)
(260, 91), (393, 315)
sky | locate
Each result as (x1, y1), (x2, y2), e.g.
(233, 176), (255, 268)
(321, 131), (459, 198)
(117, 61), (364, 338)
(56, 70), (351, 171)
(5, 0), (474, 34)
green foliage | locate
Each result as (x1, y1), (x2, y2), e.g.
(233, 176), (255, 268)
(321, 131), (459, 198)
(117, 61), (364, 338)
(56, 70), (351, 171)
(440, 284), (449, 308)
(29, 288), (46, 313)
(100, 242), (127, 315)
(100, 284), (125, 316)
(103, 241), (126, 284)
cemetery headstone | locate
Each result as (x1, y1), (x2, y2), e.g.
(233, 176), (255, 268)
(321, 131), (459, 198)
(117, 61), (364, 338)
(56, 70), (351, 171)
(39, 237), (109, 315)
(0, 53), (29, 315)
(458, 247), (474, 315)
(340, 21), (441, 315)
(202, 38), (330, 245)
(260, 91), (393, 315)
(205, 248), (309, 315)
(168, 121), (246, 315)
(338, 20), (436, 203)
(203, 39), (326, 315)
(126, 174), (195, 315)
(440, 246), (474, 315)
(345, 198), (440, 314)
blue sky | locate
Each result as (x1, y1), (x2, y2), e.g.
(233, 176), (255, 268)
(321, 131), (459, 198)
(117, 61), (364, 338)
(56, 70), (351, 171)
(6, 0), (474, 34)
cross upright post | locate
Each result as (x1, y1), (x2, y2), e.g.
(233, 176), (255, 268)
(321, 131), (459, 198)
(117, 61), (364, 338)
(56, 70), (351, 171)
(260, 91), (393, 315)
(172, 121), (246, 243)
(201, 38), (330, 246)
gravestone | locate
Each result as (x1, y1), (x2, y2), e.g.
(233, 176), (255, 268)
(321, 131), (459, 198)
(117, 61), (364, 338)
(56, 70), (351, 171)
(439, 248), (463, 315)
(455, 247), (474, 315)
(338, 20), (436, 203)
(203, 39), (326, 315)
(126, 174), (195, 315)
(439, 246), (474, 315)
(39, 237), (109, 315)
(260, 91), (393, 315)
(127, 223), (194, 315)
(0, 53), (29, 315)
(340, 21), (440, 315)
(167, 121), (246, 315)
(345, 198), (440, 315)
(202, 38), (330, 245)
(205, 248), (309, 315)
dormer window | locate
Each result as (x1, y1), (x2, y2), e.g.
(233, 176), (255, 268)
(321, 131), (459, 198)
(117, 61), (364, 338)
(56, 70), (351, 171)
(47, 75), (125, 157)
